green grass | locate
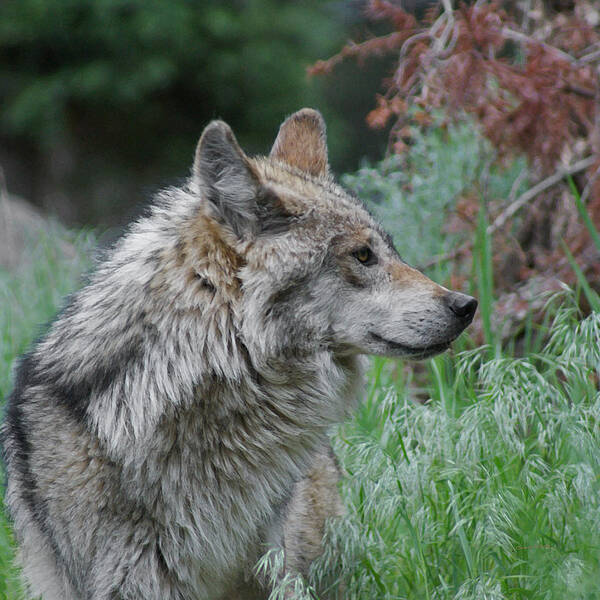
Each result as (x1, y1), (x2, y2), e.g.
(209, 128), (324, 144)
(0, 229), (95, 600)
(256, 295), (600, 600)
(307, 298), (600, 599)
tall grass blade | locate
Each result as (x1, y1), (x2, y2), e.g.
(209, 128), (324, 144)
(567, 175), (600, 253)
(474, 201), (496, 355)
(560, 240), (600, 311)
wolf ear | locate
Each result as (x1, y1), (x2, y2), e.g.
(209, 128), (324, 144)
(193, 120), (293, 238)
(270, 108), (330, 178)
(193, 120), (262, 238)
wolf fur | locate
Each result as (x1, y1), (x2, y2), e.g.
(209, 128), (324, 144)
(1, 109), (476, 599)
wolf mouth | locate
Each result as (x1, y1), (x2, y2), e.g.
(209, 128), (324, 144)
(369, 332), (451, 358)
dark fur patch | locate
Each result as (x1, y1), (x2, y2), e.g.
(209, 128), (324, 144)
(1, 355), (83, 595)
(195, 274), (217, 293)
(2, 354), (37, 518)
(256, 188), (295, 236)
(237, 338), (264, 387)
(156, 542), (170, 577)
(20, 292), (143, 426)
(379, 227), (400, 256)
(267, 278), (307, 313)
(326, 443), (342, 475)
(346, 191), (401, 258)
(339, 265), (368, 289)
(59, 343), (141, 423)
(270, 482), (294, 528)
(17, 331), (142, 425)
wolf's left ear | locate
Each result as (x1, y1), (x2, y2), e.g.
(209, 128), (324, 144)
(193, 120), (293, 239)
(193, 120), (262, 238)
(270, 108), (330, 178)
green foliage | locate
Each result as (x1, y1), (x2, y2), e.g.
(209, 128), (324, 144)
(0, 0), (347, 167)
(256, 549), (317, 600)
(309, 298), (600, 599)
(0, 230), (95, 399)
(564, 177), (600, 312)
(473, 200), (496, 356)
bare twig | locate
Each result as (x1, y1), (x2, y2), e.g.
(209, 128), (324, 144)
(562, 83), (596, 99)
(399, 31), (430, 61)
(521, 0), (532, 33)
(579, 164), (600, 206)
(501, 27), (577, 64)
(488, 155), (597, 235)
(578, 43), (600, 65)
(438, 14), (460, 60)
(507, 167), (528, 205)
(308, 31), (410, 77)
(579, 48), (600, 65)
(420, 155), (598, 269)
(434, 0), (455, 55)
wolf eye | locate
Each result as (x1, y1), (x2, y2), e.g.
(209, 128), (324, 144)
(353, 246), (377, 266)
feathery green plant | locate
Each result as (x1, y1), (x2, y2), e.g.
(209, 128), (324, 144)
(292, 294), (600, 599)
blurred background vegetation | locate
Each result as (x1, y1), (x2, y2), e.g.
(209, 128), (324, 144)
(0, 0), (393, 226)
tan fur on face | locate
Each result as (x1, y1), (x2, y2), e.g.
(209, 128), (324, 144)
(181, 212), (245, 297)
(387, 261), (446, 294)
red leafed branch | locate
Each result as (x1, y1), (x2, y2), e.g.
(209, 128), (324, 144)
(310, 0), (600, 175)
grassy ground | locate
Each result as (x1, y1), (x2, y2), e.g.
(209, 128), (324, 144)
(1, 124), (599, 599)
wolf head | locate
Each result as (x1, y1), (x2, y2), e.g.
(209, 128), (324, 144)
(190, 108), (476, 363)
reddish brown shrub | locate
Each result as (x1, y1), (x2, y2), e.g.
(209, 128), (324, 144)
(310, 0), (599, 175)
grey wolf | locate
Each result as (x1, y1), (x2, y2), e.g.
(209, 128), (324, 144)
(1, 108), (476, 599)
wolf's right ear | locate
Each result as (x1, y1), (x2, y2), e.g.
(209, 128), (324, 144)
(193, 120), (262, 238)
(270, 108), (330, 178)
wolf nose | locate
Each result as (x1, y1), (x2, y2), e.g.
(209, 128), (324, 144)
(445, 292), (478, 321)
